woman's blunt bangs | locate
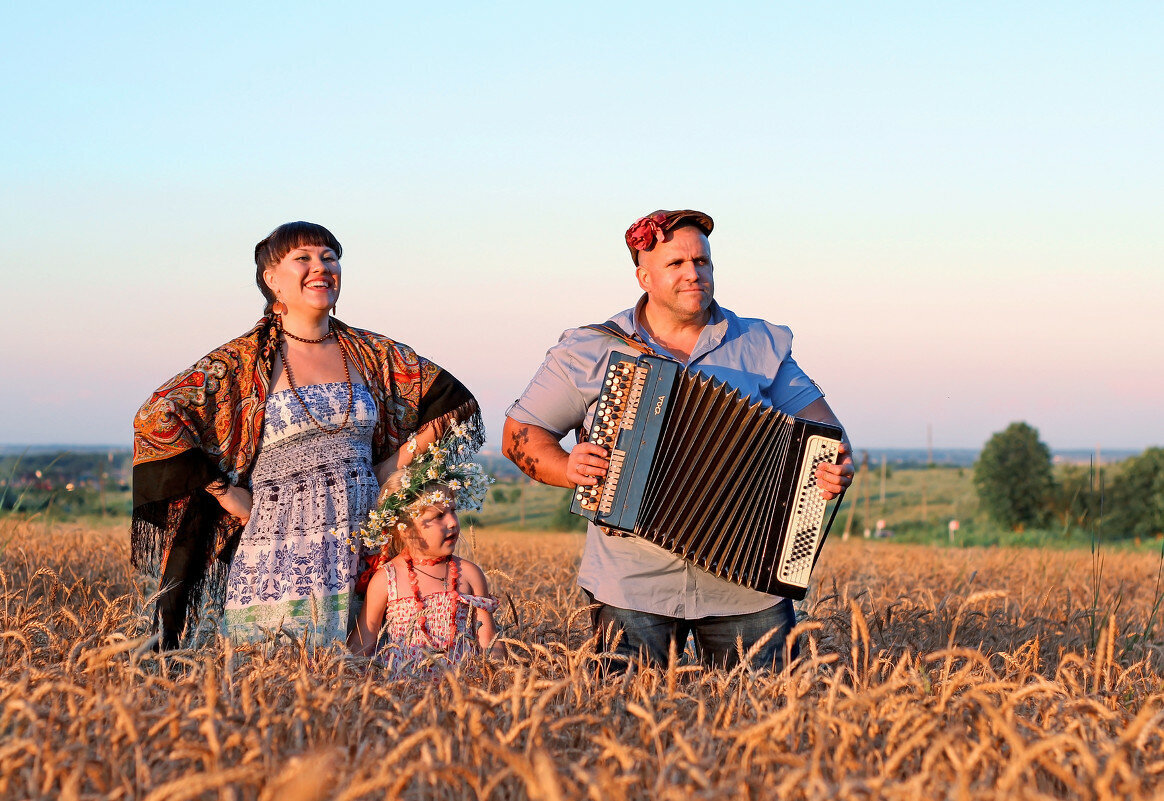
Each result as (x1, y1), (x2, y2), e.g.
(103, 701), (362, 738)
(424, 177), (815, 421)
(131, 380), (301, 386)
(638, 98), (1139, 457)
(254, 221), (343, 307)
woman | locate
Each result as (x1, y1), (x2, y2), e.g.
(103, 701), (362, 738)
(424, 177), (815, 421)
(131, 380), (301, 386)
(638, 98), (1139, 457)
(132, 222), (482, 648)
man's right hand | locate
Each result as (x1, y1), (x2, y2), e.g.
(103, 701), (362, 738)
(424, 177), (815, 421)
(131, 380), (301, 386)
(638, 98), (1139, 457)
(503, 417), (610, 489)
(565, 442), (609, 487)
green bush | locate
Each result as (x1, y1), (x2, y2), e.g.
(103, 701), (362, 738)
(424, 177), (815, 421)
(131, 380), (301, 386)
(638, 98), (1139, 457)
(550, 492), (589, 533)
(973, 422), (1055, 531)
(1105, 447), (1164, 539)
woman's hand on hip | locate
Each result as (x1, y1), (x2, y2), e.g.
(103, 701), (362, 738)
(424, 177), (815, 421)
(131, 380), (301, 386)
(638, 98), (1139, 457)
(208, 484), (253, 525)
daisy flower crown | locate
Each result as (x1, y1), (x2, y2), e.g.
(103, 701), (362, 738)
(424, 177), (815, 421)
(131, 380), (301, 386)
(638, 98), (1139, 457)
(351, 423), (493, 552)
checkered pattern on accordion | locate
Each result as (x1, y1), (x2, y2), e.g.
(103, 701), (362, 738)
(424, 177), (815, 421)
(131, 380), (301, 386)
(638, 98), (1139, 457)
(571, 353), (843, 600)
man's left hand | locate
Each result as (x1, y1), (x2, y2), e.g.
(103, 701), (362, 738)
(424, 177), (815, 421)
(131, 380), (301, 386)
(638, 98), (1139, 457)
(815, 442), (854, 500)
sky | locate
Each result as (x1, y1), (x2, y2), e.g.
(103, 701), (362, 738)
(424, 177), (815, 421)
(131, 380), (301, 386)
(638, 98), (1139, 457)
(2, 2), (1161, 453)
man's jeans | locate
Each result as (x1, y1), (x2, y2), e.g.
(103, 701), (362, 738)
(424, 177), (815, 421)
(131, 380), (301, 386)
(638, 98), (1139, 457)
(585, 591), (800, 671)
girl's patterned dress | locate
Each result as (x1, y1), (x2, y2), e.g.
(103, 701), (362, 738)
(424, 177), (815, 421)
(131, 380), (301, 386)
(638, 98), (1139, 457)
(222, 382), (379, 646)
(376, 561), (499, 676)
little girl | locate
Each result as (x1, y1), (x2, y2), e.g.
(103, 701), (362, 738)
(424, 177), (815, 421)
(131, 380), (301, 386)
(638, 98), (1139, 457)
(348, 437), (500, 672)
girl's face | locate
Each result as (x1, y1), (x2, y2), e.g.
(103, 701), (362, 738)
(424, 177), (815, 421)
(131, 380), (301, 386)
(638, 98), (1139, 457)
(405, 500), (460, 559)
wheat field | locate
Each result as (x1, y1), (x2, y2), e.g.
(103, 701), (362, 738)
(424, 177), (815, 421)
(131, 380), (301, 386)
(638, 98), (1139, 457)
(2, 517), (1162, 800)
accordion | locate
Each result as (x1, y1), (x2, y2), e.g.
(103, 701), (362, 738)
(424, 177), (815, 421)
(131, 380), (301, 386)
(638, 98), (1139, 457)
(571, 352), (844, 600)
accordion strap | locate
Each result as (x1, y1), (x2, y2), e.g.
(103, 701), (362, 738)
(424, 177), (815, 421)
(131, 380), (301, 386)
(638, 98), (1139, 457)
(581, 321), (663, 358)
(814, 486), (848, 567)
(574, 321), (662, 449)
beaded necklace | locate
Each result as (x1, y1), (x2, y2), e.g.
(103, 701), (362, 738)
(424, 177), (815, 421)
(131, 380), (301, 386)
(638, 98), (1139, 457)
(281, 321), (334, 344)
(402, 552), (461, 649)
(275, 319), (354, 435)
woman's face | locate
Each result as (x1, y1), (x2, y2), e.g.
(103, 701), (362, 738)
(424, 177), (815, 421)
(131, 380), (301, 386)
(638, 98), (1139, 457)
(263, 245), (341, 315)
(405, 501), (460, 559)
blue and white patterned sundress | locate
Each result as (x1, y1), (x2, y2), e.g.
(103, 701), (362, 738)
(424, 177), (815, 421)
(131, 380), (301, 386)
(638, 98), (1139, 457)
(222, 382), (379, 646)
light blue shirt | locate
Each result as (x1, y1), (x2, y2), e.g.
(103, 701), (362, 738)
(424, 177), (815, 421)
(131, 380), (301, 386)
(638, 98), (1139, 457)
(506, 296), (824, 618)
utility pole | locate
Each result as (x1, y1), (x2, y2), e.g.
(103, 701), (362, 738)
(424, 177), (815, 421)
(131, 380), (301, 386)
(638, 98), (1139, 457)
(922, 424), (932, 523)
(880, 453), (887, 506)
(100, 451), (111, 518)
(861, 451), (872, 538)
(842, 458), (861, 541)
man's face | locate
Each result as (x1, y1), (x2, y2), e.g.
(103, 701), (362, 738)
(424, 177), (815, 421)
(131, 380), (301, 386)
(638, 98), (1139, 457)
(635, 226), (714, 323)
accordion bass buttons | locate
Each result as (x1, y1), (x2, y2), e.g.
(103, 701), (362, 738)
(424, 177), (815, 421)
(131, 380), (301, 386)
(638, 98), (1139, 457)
(576, 484), (601, 511)
(578, 359), (643, 517)
(592, 363), (636, 447)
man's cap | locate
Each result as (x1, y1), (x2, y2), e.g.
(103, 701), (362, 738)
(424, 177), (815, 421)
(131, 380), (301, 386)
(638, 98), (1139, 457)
(624, 209), (714, 265)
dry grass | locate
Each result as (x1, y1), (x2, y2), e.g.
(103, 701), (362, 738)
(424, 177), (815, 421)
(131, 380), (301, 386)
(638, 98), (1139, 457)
(2, 517), (1163, 800)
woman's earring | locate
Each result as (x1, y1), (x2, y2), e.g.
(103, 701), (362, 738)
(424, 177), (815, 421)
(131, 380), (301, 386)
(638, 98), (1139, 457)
(272, 298), (288, 316)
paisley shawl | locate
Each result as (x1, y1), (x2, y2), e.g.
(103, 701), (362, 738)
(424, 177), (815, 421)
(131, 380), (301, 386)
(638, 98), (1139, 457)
(132, 316), (483, 647)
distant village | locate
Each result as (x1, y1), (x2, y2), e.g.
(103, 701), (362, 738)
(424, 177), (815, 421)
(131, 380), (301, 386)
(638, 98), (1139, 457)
(0, 443), (1141, 522)
(0, 448), (132, 517)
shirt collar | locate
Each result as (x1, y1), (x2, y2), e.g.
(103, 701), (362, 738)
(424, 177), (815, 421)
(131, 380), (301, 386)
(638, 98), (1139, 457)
(629, 294), (729, 364)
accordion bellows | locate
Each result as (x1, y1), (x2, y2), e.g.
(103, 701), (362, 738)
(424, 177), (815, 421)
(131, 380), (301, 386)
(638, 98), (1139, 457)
(572, 354), (844, 600)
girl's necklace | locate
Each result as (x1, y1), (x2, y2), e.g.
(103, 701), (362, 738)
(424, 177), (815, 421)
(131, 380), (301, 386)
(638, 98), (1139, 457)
(411, 564), (449, 585)
(403, 553), (460, 649)
(276, 322), (353, 435)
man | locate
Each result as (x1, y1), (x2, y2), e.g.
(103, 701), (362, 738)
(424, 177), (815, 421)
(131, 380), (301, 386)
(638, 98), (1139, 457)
(502, 209), (853, 670)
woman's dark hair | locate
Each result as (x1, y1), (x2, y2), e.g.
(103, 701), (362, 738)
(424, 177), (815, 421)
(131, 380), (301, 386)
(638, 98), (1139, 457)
(254, 221), (343, 311)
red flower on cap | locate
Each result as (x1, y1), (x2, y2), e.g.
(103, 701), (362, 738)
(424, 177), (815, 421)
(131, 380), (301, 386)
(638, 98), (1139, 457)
(625, 212), (668, 254)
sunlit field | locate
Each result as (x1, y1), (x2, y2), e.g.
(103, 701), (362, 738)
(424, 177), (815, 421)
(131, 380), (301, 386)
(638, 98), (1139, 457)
(2, 517), (1162, 800)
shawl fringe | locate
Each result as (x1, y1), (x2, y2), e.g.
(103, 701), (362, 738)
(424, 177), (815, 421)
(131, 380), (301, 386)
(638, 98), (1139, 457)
(425, 398), (486, 453)
(131, 490), (236, 648)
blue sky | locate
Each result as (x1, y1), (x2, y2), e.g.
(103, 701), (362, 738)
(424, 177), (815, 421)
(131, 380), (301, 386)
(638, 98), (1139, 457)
(2, 2), (1161, 451)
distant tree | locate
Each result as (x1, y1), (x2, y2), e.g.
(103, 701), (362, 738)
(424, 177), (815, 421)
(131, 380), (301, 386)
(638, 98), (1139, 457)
(973, 422), (1055, 530)
(1105, 447), (1164, 539)
(1050, 463), (1106, 533)
(550, 492), (588, 533)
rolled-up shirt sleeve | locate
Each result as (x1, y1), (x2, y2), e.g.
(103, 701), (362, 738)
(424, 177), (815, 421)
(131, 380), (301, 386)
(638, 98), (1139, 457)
(771, 355), (822, 414)
(758, 323), (823, 414)
(505, 329), (592, 438)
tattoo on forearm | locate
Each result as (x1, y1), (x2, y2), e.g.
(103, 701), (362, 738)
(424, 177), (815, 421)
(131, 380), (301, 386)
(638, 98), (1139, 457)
(504, 425), (541, 478)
